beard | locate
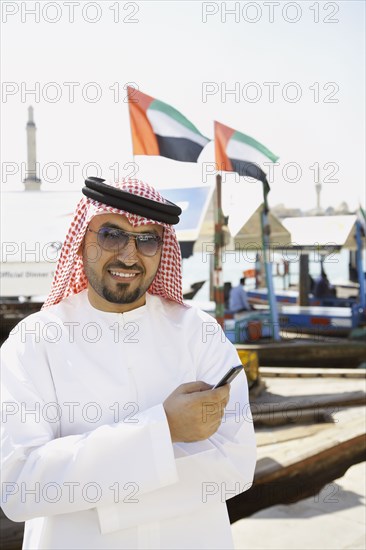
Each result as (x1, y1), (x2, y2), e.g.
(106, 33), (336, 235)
(100, 279), (151, 304)
(83, 260), (157, 305)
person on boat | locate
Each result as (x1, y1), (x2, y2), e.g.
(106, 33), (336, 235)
(1, 178), (256, 550)
(224, 281), (233, 310)
(313, 268), (335, 299)
(309, 273), (315, 294)
(229, 277), (252, 313)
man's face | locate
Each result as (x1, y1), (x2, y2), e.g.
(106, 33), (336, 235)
(81, 214), (164, 312)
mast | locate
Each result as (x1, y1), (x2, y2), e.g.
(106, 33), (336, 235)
(213, 174), (225, 328)
(261, 192), (280, 341)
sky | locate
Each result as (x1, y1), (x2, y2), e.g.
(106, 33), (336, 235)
(1, 0), (365, 212)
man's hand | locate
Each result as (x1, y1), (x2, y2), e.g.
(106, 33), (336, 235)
(163, 382), (230, 443)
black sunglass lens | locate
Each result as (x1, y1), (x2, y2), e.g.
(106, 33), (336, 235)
(97, 228), (161, 255)
(98, 228), (129, 250)
(136, 235), (160, 256)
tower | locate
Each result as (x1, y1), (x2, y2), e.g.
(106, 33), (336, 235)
(24, 106), (41, 191)
(315, 182), (321, 214)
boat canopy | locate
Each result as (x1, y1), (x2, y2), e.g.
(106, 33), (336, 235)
(282, 215), (365, 251)
(232, 205), (291, 249)
(162, 179), (277, 257)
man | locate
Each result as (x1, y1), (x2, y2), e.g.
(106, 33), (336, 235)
(1, 178), (256, 550)
(229, 277), (251, 314)
(313, 268), (334, 299)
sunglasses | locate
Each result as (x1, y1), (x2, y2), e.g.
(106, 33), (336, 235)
(88, 226), (163, 257)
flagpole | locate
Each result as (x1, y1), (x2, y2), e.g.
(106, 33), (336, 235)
(355, 220), (366, 310)
(214, 173), (225, 328)
(126, 86), (137, 172)
(261, 190), (280, 341)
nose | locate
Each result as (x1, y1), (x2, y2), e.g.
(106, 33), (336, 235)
(116, 237), (139, 265)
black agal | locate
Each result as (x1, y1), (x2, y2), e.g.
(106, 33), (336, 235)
(82, 177), (182, 225)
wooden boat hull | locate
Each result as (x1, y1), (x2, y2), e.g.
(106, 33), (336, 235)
(0, 301), (43, 337)
(236, 341), (366, 368)
(227, 429), (366, 521)
(227, 370), (366, 521)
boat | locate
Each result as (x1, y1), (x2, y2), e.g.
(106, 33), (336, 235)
(0, 298), (43, 337)
(227, 367), (366, 521)
(236, 340), (366, 369)
(227, 304), (363, 340)
(243, 214), (366, 337)
(182, 280), (206, 300)
(247, 287), (358, 308)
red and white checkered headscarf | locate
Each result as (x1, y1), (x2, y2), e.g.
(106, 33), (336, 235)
(42, 179), (184, 309)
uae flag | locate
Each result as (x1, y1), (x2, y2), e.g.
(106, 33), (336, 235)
(215, 120), (279, 195)
(127, 87), (209, 162)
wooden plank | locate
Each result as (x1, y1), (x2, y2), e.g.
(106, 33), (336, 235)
(255, 408), (365, 479)
(227, 433), (366, 522)
(253, 408), (334, 427)
(252, 391), (366, 413)
(227, 406), (366, 521)
(260, 366), (366, 378)
(236, 341), (366, 368)
(252, 376), (366, 403)
(255, 423), (331, 446)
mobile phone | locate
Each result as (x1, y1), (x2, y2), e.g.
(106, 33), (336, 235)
(212, 365), (243, 389)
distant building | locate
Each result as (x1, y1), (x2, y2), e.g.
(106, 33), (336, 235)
(272, 202), (353, 219)
(271, 203), (303, 219)
(335, 202), (351, 215)
(306, 207), (324, 216)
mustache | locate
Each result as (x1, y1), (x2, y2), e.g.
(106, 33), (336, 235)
(106, 261), (143, 273)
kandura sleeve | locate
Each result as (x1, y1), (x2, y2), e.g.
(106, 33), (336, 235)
(0, 332), (178, 523)
(96, 314), (257, 534)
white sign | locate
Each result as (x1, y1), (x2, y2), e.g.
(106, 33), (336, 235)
(0, 262), (55, 297)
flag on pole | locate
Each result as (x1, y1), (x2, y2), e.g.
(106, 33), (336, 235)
(127, 87), (209, 162)
(214, 120), (279, 196)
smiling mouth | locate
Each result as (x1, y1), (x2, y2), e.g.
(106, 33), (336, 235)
(108, 270), (141, 280)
